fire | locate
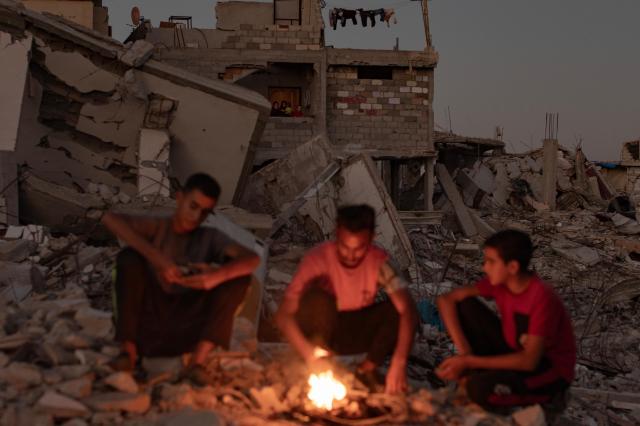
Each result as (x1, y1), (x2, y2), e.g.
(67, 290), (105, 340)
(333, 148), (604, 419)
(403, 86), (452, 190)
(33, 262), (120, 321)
(307, 370), (347, 410)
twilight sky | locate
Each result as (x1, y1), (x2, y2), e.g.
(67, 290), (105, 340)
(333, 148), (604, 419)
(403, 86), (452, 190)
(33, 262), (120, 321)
(105, 0), (640, 161)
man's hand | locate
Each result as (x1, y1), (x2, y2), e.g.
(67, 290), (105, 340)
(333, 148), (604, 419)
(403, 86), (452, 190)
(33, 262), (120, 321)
(385, 358), (408, 394)
(436, 355), (468, 381)
(306, 347), (334, 373)
(159, 259), (182, 284)
(174, 270), (223, 290)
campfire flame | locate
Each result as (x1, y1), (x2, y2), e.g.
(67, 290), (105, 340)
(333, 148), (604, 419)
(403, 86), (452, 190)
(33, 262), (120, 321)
(307, 370), (347, 410)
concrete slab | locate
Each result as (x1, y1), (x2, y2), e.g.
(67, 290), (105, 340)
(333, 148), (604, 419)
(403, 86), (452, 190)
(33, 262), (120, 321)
(40, 46), (119, 93)
(0, 31), (31, 152)
(551, 240), (600, 266)
(139, 70), (264, 205)
(436, 164), (477, 237)
(137, 129), (170, 197)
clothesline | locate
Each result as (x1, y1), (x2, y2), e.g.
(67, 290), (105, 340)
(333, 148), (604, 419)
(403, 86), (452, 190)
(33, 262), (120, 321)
(323, 0), (415, 12)
(329, 7), (398, 30)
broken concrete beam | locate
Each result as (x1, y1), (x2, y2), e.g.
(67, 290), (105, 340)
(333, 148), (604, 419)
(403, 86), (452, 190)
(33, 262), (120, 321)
(436, 164), (477, 237)
(550, 240), (600, 266)
(19, 174), (104, 232)
(468, 208), (495, 239)
(118, 40), (154, 67)
(137, 129), (170, 197)
(542, 139), (558, 210)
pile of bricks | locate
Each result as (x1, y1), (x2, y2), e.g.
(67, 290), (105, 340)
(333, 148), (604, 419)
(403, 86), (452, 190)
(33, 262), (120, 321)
(327, 67), (433, 149)
(221, 24), (322, 51)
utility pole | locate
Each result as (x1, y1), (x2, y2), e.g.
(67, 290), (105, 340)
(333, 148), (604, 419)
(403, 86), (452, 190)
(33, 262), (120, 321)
(421, 0), (431, 48)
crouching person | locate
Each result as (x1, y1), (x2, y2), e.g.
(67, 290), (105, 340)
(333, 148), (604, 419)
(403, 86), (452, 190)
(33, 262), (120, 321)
(275, 205), (418, 394)
(436, 230), (575, 412)
(101, 173), (259, 385)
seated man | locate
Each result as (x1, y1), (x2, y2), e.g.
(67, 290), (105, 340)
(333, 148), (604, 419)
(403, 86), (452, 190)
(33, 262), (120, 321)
(276, 204), (418, 394)
(101, 173), (259, 385)
(436, 230), (575, 411)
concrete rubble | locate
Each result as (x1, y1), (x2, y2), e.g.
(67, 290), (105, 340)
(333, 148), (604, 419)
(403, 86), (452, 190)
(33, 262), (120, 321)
(0, 2), (638, 426)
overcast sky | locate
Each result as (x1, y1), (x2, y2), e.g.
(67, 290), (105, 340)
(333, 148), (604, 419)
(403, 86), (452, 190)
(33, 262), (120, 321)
(104, 0), (640, 161)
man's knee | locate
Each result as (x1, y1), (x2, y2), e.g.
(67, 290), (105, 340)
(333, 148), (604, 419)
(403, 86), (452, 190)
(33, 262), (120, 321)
(215, 275), (252, 303)
(456, 297), (485, 322)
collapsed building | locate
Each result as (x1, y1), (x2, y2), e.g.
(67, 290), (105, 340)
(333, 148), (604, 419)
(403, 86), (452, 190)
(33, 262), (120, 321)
(1, 0), (640, 425)
(141, 0), (439, 215)
(0, 0), (271, 232)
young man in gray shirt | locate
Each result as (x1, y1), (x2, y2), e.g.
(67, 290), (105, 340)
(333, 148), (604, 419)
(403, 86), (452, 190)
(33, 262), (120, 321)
(101, 173), (259, 385)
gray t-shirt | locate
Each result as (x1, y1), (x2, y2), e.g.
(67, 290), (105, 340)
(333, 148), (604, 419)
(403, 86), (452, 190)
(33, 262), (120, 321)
(123, 215), (234, 293)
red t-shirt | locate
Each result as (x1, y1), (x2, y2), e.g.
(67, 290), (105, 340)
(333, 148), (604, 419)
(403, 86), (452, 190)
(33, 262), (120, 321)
(284, 241), (389, 312)
(476, 275), (576, 382)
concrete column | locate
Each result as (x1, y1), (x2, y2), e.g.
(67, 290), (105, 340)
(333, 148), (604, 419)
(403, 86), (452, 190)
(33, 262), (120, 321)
(312, 51), (327, 135)
(424, 157), (434, 211)
(542, 138), (559, 210)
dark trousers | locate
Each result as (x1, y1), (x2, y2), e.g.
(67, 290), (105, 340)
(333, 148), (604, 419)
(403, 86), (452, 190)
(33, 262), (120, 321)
(114, 248), (251, 357)
(295, 288), (399, 365)
(458, 298), (569, 410)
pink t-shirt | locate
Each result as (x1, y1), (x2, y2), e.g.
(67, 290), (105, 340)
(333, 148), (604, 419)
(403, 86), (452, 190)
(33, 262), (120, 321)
(284, 241), (389, 312)
(476, 275), (576, 382)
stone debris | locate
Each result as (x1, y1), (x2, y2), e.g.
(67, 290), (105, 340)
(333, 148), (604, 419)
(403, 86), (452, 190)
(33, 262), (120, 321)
(36, 391), (91, 419)
(84, 392), (151, 414)
(103, 371), (139, 394)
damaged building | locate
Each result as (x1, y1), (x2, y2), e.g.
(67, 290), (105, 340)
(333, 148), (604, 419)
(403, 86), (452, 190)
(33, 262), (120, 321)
(141, 0), (439, 214)
(0, 0), (271, 231)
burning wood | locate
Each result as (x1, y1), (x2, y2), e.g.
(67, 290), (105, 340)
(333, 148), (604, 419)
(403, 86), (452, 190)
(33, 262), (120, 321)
(307, 370), (347, 410)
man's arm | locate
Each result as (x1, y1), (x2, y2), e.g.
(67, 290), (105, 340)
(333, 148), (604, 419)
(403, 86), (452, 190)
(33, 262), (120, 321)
(175, 243), (259, 290)
(377, 262), (418, 394)
(468, 336), (545, 371)
(101, 212), (180, 282)
(274, 297), (316, 362)
(437, 286), (481, 355)
(437, 335), (545, 380)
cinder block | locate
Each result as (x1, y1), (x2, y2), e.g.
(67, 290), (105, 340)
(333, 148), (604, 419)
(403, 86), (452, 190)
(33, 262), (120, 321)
(399, 87), (410, 93)
(407, 81), (417, 87)
(389, 98), (400, 105)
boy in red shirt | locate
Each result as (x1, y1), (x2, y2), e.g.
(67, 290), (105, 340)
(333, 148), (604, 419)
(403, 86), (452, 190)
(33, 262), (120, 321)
(436, 230), (575, 411)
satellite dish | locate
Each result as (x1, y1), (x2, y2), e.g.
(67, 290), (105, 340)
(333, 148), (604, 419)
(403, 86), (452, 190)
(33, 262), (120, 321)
(131, 6), (141, 26)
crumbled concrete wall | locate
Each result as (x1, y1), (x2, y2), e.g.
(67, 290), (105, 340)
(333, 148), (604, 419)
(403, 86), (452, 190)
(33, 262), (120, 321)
(327, 66), (433, 152)
(0, 31), (31, 152)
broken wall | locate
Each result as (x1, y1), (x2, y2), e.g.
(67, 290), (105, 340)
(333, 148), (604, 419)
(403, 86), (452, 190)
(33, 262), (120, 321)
(327, 66), (433, 154)
(0, 2), (271, 228)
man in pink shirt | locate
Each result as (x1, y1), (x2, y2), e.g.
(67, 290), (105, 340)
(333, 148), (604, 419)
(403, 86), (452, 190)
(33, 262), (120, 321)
(436, 230), (575, 413)
(275, 205), (418, 394)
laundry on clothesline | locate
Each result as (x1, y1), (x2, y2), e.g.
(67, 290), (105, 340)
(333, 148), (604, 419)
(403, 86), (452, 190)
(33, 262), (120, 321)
(329, 8), (397, 30)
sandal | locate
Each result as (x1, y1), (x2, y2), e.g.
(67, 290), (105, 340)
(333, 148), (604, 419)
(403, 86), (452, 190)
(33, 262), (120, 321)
(181, 364), (216, 387)
(108, 352), (134, 372)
